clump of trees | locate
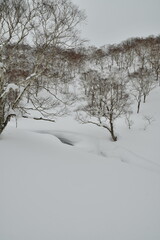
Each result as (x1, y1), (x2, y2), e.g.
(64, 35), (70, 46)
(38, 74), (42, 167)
(76, 35), (160, 141)
(129, 68), (155, 113)
(0, 0), (85, 134)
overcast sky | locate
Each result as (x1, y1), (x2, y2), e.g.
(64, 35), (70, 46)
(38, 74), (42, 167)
(72, 0), (160, 47)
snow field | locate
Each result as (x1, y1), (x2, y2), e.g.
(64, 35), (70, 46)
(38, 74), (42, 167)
(1, 88), (160, 240)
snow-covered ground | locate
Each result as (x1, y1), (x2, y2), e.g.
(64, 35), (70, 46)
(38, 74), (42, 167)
(1, 88), (160, 240)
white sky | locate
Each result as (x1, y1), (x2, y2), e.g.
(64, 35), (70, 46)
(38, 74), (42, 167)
(72, 0), (160, 47)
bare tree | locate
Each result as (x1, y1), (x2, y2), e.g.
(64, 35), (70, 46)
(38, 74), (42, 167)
(0, 0), (85, 134)
(78, 68), (130, 141)
(0, 0), (36, 133)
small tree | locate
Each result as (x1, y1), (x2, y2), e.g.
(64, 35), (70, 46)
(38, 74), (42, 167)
(78, 69), (130, 141)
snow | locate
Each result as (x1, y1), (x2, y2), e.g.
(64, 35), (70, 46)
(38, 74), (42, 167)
(0, 62), (4, 68)
(1, 88), (160, 240)
(0, 83), (19, 98)
(26, 73), (37, 81)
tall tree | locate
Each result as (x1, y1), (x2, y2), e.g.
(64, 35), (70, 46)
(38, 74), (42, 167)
(0, 0), (85, 134)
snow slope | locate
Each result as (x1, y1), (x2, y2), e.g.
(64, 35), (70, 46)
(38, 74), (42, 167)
(1, 88), (160, 240)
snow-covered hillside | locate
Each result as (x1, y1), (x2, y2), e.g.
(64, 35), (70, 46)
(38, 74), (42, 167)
(1, 88), (160, 240)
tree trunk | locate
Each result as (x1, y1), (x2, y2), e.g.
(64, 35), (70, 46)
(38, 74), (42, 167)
(109, 116), (117, 141)
(0, 66), (5, 134)
(0, 99), (5, 134)
(137, 99), (141, 113)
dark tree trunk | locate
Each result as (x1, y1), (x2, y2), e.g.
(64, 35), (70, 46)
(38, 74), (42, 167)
(137, 99), (141, 114)
(0, 95), (15, 135)
(109, 115), (117, 141)
(0, 99), (5, 134)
